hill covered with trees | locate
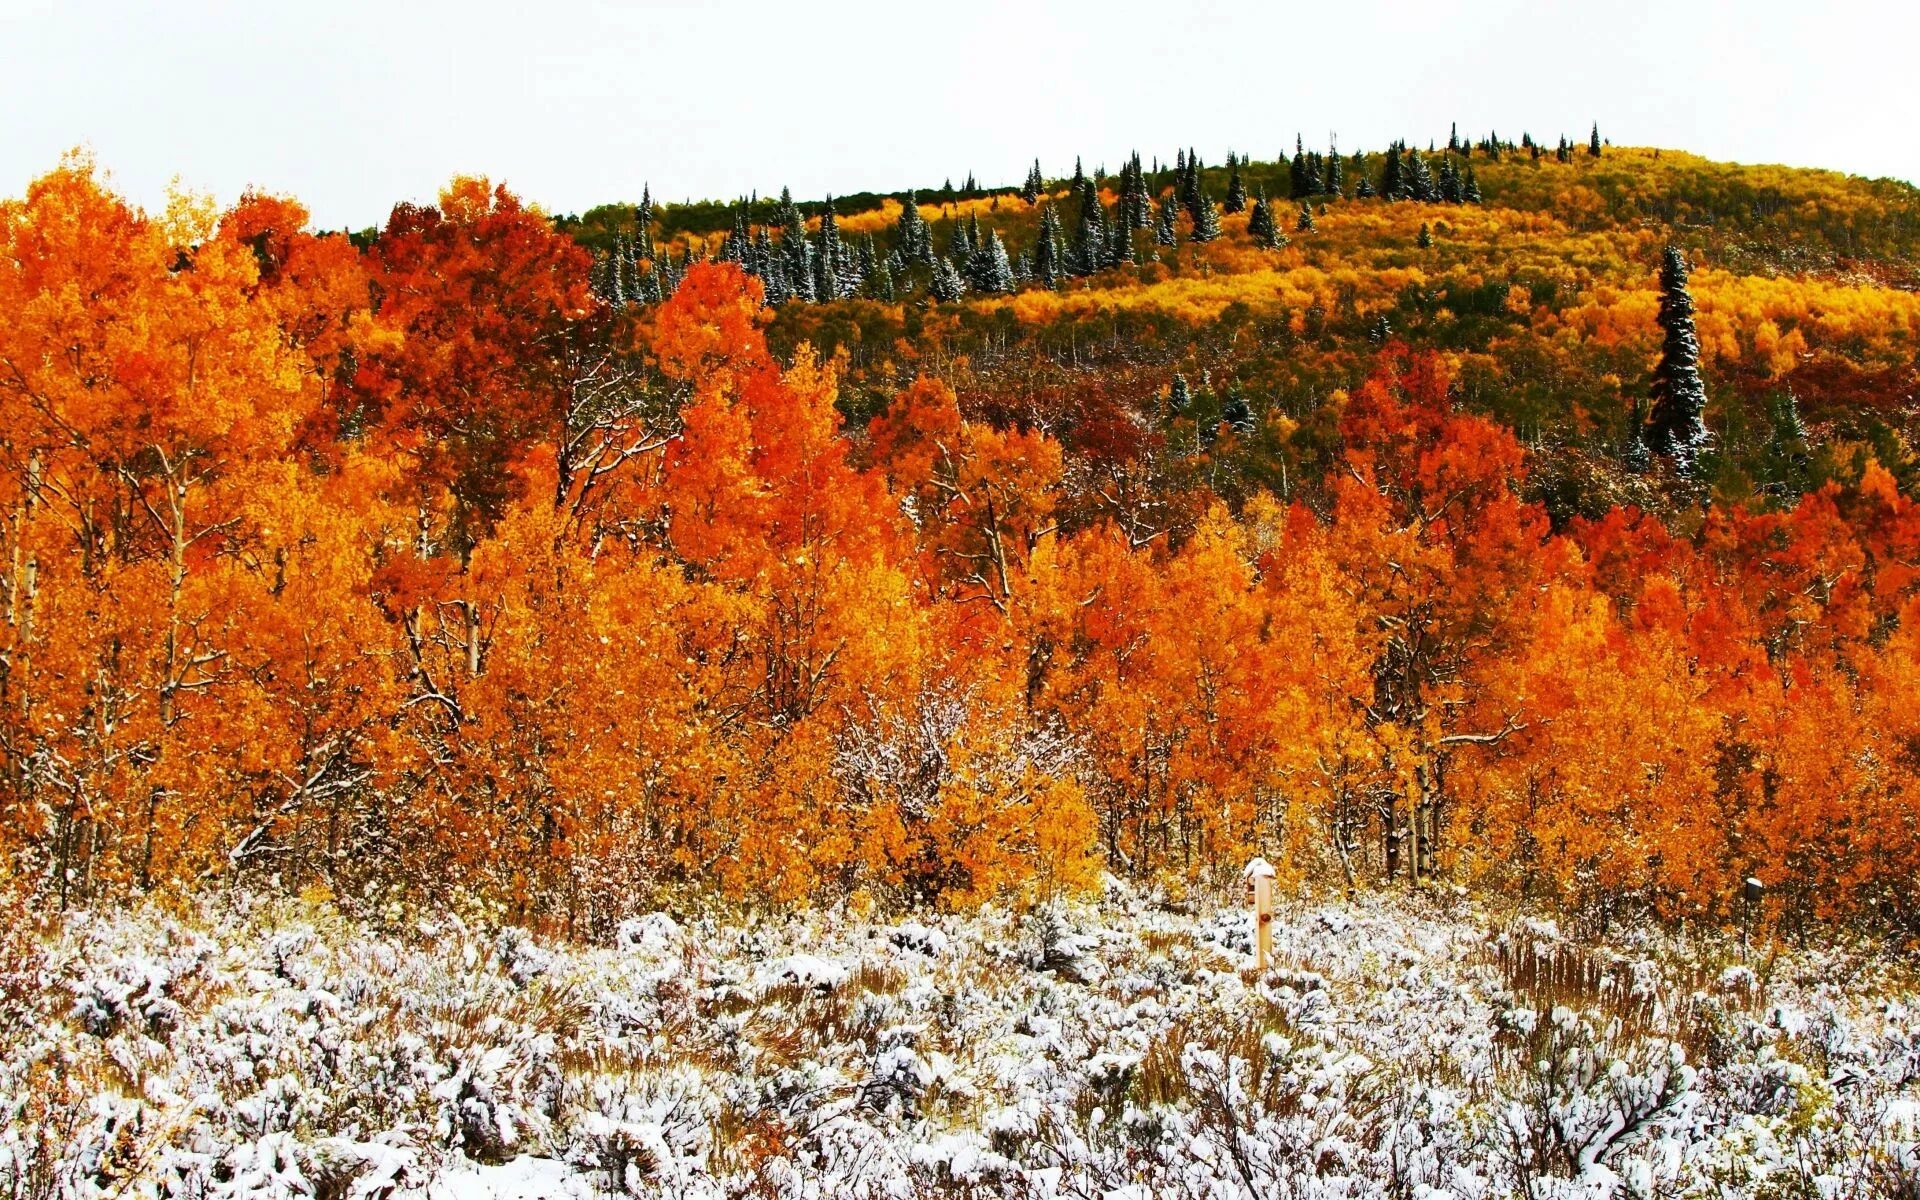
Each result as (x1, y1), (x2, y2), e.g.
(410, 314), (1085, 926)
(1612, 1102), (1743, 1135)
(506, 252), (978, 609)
(4, 127), (1920, 938)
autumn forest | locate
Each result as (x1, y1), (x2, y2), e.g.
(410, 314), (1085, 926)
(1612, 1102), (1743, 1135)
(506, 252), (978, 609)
(7, 131), (1920, 938)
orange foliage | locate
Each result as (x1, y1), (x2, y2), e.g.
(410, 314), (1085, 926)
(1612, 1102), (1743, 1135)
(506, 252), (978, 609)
(6, 163), (1920, 937)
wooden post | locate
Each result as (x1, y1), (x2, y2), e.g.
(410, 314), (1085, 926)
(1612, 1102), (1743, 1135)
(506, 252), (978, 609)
(1243, 856), (1276, 973)
(1254, 874), (1273, 972)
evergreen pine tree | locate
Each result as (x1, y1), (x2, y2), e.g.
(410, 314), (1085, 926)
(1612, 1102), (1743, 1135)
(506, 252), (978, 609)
(983, 230), (1015, 294)
(755, 227), (787, 304)
(1022, 159), (1044, 203)
(1404, 152), (1437, 202)
(897, 191), (934, 266)
(1108, 210), (1136, 266)
(636, 259), (662, 305)
(1190, 191), (1221, 242)
(965, 218), (994, 291)
(869, 253), (895, 302)
(1224, 154), (1248, 213)
(929, 256), (964, 302)
(723, 210), (748, 264)
(1646, 246), (1711, 474)
(1463, 166), (1482, 204)
(1417, 222), (1432, 249)
(784, 227), (815, 303)
(1380, 141), (1403, 201)
(947, 218), (972, 265)
(1130, 152), (1153, 228)
(1296, 202), (1316, 232)
(1324, 142), (1344, 197)
(1289, 143), (1313, 199)
(1589, 122), (1602, 157)
(1155, 192), (1179, 246)
(589, 249), (613, 305)
(775, 186), (803, 234)
(1072, 178), (1107, 274)
(635, 185), (654, 257)
(1355, 176), (1377, 199)
(1034, 204), (1065, 288)
(1368, 312), (1392, 343)
(813, 198), (841, 302)
(613, 238), (634, 307)
(1169, 371), (1191, 415)
(1247, 188), (1282, 248)
(1221, 390), (1255, 435)
(1071, 156), (1086, 191)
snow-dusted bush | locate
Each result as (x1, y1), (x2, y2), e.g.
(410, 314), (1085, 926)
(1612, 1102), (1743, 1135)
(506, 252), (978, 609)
(3, 891), (1917, 1199)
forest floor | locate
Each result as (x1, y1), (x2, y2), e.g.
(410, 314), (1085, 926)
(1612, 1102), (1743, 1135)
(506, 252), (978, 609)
(3, 880), (1917, 1199)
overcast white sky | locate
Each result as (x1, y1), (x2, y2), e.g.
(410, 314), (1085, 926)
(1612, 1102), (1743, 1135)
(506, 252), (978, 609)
(1, 0), (1914, 231)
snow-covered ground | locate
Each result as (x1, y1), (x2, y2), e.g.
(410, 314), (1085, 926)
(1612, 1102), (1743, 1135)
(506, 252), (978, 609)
(3, 882), (1917, 1199)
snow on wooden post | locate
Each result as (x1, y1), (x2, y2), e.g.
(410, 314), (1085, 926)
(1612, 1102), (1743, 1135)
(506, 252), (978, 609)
(1243, 857), (1276, 972)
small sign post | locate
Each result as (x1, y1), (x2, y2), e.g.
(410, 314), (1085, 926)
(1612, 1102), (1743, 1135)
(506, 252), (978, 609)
(1243, 857), (1276, 972)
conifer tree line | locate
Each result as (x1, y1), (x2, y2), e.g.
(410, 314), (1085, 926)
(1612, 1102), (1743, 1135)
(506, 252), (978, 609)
(585, 124), (1607, 310)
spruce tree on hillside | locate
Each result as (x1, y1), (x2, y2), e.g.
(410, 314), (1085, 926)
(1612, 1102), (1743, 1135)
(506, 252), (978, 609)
(1022, 159), (1044, 204)
(778, 192), (815, 303)
(1404, 152), (1438, 202)
(1033, 204), (1065, 288)
(899, 191), (936, 265)
(1221, 390), (1255, 436)
(775, 187), (803, 234)
(930, 256), (965, 302)
(1289, 142), (1313, 199)
(1224, 155), (1248, 213)
(1645, 246), (1711, 474)
(979, 230), (1015, 294)
(1324, 143), (1344, 197)
(868, 253), (895, 302)
(1073, 179), (1108, 274)
(635, 259), (663, 305)
(753, 227), (784, 303)
(1190, 189), (1221, 242)
(1247, 188), (1282, 248)
(635, 185), (655, 254)
(1379, 142), (1403, 201)
(1463, 166), (1483, 204)
(1417, 222), (1432, 249)
(1155, 193), (1179, 246)
(1108, 211), (1136, 267)
(1071, 156), (1086, 191)
(814, 198), (842, 302)
(947, 215), (974, 264)
(1169, 371), (1191, 415)
(1589, 123), (1602, 157)
(1296, 202), (1316, 232)
(1124, 154), (1145, 229)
